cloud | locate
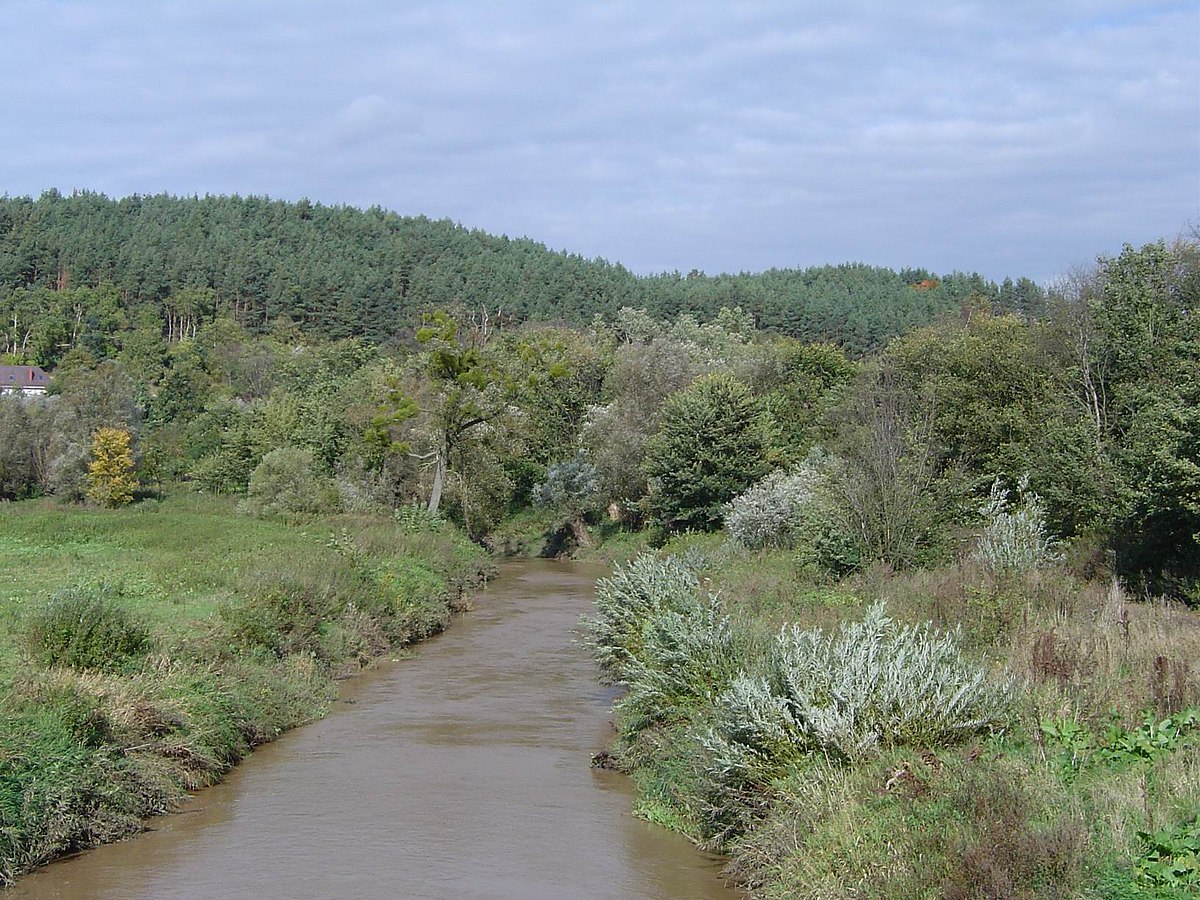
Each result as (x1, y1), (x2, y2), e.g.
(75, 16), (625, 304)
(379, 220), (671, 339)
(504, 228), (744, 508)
(0, 1), (1195, 282)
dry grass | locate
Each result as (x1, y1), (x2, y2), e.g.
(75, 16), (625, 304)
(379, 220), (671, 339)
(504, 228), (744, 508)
(1006, 579), (1200, 721)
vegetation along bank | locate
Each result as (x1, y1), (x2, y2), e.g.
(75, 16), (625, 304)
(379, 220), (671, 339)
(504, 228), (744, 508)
(0, 495), (489, 885)
(0, 191), (1197, 895)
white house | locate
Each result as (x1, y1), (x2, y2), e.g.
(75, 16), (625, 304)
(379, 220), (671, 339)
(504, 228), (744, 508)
(0, 365), (51, 395)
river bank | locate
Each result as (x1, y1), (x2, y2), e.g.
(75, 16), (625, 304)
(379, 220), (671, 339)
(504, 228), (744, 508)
(0, 494), (491, 886)
(584, 536), (1200, 899)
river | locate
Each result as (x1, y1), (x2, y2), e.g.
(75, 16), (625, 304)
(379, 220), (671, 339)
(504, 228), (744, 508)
(8, 559), (739, 899)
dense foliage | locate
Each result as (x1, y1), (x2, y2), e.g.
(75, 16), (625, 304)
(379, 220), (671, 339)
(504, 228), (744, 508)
(0, 191), (1028, 360)
(1, 189), (1197, 895)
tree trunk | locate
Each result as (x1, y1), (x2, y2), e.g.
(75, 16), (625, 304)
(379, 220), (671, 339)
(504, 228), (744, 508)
(570, 515), (593, 549)
(427, 450), (446, 515)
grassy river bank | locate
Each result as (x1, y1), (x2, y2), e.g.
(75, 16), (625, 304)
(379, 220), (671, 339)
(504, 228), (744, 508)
(586, 535), (1200, 899)
(0, 494), (490, 885)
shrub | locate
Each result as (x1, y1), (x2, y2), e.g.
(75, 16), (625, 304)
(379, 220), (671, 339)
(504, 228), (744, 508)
(585, 554), (704, 683)
(615, 593), (746, 738)
(724, 451), (860, 573)
(703, 603), (1016, 839)
(724, 468), (815, 550)
(775, 603), (1014, 754)
(240, 447), (338, 517)
(532, 454), (602, 512)
(973, 475), (1062, 575)
(532, 454), (603, 548)
(24, 583), (151, 673)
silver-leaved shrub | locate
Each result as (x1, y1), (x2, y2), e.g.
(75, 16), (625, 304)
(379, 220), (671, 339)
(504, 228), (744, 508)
(723, 451), (860, 573)
(585, 554), (745, 738)
(723, 468), (815, 550)
(702, 602), (1016, 839)
(585, 554), (703, 683)
(973, 475), (1062, 575)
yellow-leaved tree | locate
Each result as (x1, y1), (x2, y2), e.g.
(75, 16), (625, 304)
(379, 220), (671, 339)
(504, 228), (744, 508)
(86, 427), (139, 507)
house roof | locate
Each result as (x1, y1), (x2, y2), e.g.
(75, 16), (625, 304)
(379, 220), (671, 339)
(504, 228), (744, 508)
(0, 365), (51, 390)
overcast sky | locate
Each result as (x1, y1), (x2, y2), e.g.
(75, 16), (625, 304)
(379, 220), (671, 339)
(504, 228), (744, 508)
(3, 2), (1197, 282)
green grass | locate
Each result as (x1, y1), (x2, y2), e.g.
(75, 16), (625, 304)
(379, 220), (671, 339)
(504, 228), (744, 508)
(1, 494), (335, 623)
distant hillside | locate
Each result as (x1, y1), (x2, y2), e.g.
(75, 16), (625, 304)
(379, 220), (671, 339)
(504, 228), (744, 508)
(0, 191), (1041, 359)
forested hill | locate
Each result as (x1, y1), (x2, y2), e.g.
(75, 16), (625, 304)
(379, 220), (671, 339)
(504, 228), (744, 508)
(0, 190), (1040, 362)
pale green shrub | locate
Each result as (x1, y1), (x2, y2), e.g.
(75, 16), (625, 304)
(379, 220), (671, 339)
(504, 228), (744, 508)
(587, 553), (746, 739)
(585, 554), (701, 683)
(724, 468), (815, 549)
(615, 594), (745, 737)
(768, 603), (1015, 755)
(973, 476), (1062, 574)
(531, 455), (602, 512)
(724, 451), (860, 573)
(703, 603), (1016, 838)
(240, 447), (338, 517)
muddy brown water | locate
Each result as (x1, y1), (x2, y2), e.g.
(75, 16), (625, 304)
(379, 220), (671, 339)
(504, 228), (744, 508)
(9, 560), (740, 900)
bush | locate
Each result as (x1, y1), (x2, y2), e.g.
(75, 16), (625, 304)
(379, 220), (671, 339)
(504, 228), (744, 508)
(973, 475), (1062, 575)
(532, 454), (603, 548)
(724, 468), (815, 550)
(585, 554), (704, 683)
(24, 584), (151, 673)
(240, 447), (338, 517)
(615, 593), (746, 739)
(703, 603), (1016, 839)
(531, 454), (602, 512)
(724, 451), (860, 573)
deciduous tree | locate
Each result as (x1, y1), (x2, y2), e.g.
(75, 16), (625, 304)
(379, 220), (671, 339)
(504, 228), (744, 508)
(86, 427), (138, 507)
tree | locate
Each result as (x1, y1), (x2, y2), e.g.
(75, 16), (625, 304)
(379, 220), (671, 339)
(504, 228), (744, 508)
(532, 454), (603, 547)
(0, 395), (40, 498)
(1092, 240), (1200, 595)
(829, 366), (965, 568)
(86, 427), (138, 507)
(643, 374), (771, 533)
(412, 311), (512, 516)
(583, 335), (701, 509)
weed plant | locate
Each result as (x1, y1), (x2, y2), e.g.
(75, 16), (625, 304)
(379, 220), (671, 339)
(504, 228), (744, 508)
(23, 583), (151, 672)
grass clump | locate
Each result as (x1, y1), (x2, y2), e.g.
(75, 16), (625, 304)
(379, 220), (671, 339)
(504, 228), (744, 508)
(23, 583), (151, 673)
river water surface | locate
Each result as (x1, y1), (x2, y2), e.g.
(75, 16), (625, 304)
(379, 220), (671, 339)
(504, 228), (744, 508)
(9, 560), (739, 900)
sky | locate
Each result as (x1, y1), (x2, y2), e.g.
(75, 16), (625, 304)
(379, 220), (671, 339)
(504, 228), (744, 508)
(2, 1), (1197, 283)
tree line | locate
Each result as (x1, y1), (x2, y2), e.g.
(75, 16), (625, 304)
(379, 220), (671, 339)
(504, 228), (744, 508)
(0, 192), (1193, 598)
(0, 190), (1041, 361)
